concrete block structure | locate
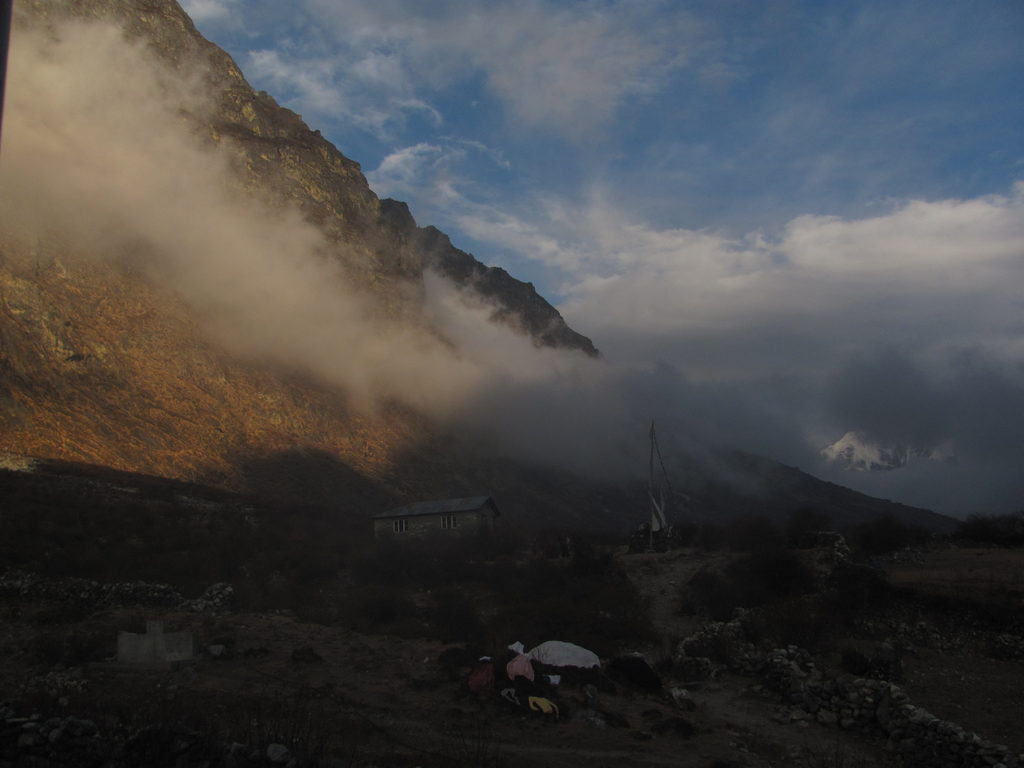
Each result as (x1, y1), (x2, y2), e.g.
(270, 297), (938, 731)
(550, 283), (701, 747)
(117, 620), (194, 664)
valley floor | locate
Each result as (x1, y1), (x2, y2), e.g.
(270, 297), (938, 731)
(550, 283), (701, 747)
(1, 545), (1022, 767)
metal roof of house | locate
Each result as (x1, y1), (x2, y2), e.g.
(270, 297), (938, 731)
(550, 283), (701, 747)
(372, 495), (498, 520)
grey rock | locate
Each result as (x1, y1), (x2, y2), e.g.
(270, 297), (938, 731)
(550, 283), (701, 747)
(266, 743), (291, 764)
(668, 687), (696, 711)
(816, 710), (838, 725)
(876, 694), (892, 730)
(16, 733), (39, 748)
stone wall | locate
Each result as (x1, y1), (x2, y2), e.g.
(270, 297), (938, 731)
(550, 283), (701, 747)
(0, 703), (305, 766)
(756, 646), (1021, 768)
(0, 570), (234, 613)
(676, 620), (1023, 768)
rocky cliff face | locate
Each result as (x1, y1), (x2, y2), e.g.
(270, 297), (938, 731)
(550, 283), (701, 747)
(18, 0), (416, 308)
(0, 0), (601, 521)
(379, 200), (599, 357)
(14, 0), (598, 350)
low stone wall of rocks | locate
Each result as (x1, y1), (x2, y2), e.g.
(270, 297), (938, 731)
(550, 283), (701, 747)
(757, 646), (1021, 768)
(0, 570), (233, 613)
(0, 704), (316, 767)
(676, 621), (1023, 768)
(987, 634), (1024, 661)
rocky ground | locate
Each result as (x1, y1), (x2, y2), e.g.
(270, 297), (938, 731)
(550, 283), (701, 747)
(1, 544), (1022, 767)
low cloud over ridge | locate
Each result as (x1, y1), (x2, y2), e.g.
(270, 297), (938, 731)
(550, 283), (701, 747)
(0, 15), (635, 482)
(0, 19), (504, 418)
(4, 13), (1024, 517)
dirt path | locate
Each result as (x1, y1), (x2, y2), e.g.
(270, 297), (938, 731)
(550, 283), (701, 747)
(616, 547), (722, 653)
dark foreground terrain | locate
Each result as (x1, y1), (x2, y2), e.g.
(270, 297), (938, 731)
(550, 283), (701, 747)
(1, 487), (1023, 768)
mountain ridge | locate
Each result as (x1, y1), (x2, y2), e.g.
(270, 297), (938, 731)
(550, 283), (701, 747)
(0, 0), (954, 533)
(378, 199), (599, 357)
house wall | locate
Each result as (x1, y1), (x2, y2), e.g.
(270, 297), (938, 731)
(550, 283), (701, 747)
(373, 509), (493, 538)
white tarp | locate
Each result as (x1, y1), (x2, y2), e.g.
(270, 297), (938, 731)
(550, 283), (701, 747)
(527, 640), (600, 669)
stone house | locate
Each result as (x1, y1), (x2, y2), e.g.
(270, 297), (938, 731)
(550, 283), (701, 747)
(372, 496), (499, 538)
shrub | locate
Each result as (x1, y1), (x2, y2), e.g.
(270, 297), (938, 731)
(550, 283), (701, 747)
(32, 626), (115, 665)
(350, 534), (491, 589)
(727, 548), (815, 600)
(569, 536), (619, 579)
(745, 596), (831, 649)
(671, 521), (699, 547)
(786, 507), (832, 547)
(340, 585), (418, 634)
(489, 562), (655, 657)
(954, 511), (1024, 546)
(840, 647), (872, 676)
(827, 561), (892, 610)
(697, 522), (726, 551)
(849, 514), (929, 555)
(684, 567), (743, 622)
(685, 549), (815, 620)
(725, 514), (784, 553)
(428, 588), (485, 644)
(294, 593), (342, 626)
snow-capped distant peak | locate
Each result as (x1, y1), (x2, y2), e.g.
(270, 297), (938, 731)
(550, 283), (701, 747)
(821, 431), (955, 472)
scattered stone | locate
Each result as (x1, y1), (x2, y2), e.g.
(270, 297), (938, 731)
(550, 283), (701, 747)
(266, 743), (291, 764)
(0, 569), (239, 615)
(668, 687), (697, 711)
(17, 732), (39, 748)
(208, 644), (228, 659)
(817, 710), (838, 725)
(678, 656), (715, 681)
(188, 582), (235, 613)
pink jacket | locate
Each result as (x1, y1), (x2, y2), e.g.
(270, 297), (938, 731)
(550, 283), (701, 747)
(506, 653), (535, 681)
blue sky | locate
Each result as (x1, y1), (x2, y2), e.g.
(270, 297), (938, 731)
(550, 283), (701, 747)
(183, 1), (1023, 260)
(179, 0), (1024, 514)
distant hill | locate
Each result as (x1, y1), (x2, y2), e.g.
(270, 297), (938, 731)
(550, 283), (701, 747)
(678, 449), (956, 533)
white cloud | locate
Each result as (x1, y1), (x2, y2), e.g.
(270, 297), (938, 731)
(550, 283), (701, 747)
(425, 182), (1024, 391)
(509, 185), (1024, 514)
(783, 191), (1024, 278)
(452, 204), (577, 270)
(366, 140), (520, 238)
(368, 143), (446, 194)
(445, 138), (510, 170)
(292, 0), (699, 137)
(180, 0), (235, 23)
(246, 49), (344, 117)
(242, 33), (437, 140)
(350, 50), (405, 87)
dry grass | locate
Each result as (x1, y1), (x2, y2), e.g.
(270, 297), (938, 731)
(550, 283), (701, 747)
(884, 547), (1024, 604)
